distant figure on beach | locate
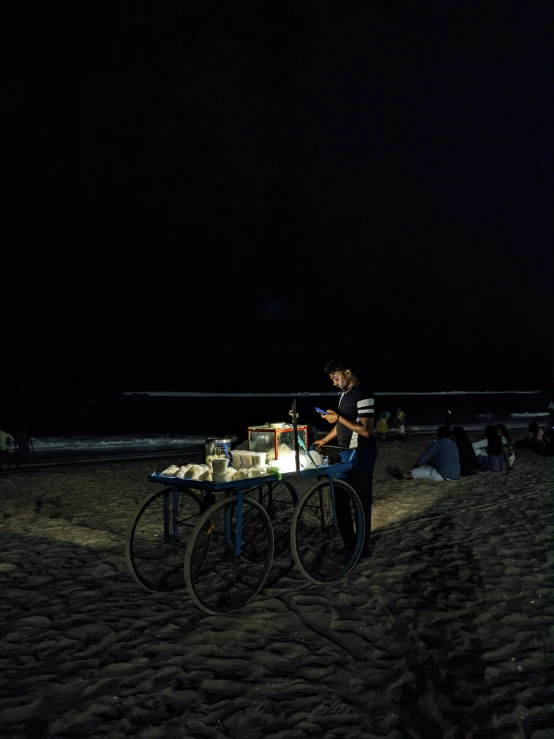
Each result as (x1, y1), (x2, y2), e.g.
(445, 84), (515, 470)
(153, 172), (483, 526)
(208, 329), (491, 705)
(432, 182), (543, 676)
(408, 426), (460, 481)
(376, 412), (390, 439)
(13, 430), (33, 469)
(452, 426), (477, 477)
(443, 409), (452, 428)
(477, 425), (513, 472)
(0, 429), (14, 470)
(549, 400), (554, 430)
(395, 408), (406, 437)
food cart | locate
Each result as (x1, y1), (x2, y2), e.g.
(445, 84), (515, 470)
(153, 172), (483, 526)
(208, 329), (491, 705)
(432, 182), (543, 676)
(125, 402), (365, 614)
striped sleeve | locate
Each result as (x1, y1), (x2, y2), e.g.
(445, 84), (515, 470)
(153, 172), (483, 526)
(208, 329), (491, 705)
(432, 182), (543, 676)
(357, 394), (374, 416)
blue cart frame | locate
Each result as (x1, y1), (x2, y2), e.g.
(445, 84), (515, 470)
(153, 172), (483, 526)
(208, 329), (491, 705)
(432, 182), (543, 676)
(148, 462), (354, 558)
(125, 461), (364, 611)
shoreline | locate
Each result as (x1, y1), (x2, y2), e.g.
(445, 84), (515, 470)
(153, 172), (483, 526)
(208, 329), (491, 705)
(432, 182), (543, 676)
(0, 422), (545, 473)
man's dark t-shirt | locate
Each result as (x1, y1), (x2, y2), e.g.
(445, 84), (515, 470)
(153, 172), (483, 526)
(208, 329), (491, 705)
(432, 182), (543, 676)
(337, 382), (376, 449)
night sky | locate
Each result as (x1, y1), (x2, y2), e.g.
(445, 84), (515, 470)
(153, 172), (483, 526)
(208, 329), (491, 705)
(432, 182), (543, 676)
(4, 2), (552, 394)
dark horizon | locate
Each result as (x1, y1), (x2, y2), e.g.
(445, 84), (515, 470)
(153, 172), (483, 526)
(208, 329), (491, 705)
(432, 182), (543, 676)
(3, 357), (552, 399)
(4, 2), (552, 393)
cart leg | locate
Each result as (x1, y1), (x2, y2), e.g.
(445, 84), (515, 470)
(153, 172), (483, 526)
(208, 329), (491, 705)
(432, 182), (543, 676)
(172, 487), (179, 540)
(235, 491), (243, 557)
(163, 489), (170, 541)
(224, 498), (232, 549)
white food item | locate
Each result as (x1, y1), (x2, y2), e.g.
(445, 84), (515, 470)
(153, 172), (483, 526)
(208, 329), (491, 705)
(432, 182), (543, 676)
(250, 452), (267, 466)
(233, 469), (249, 480)
(175, 466), (188, 478)
(199, 470), (212, 481)
(278, 443), (293, 457)
(230, 451), (243, 468)
(212, 458), (229, 475)
(227, 467), (237, 477)
(206, 455), (227, 469)
(161, 465), (179, 476)
(185, 465), (202, 479)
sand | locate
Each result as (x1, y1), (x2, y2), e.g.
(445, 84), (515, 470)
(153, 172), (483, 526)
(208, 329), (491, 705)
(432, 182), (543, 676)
(0, 438), (552, 739)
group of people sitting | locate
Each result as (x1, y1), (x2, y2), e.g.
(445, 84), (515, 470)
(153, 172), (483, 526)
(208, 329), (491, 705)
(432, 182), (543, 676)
(399, 420), (552, 482)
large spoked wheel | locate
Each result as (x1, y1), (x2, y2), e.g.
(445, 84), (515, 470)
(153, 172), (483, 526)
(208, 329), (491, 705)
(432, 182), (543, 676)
(232, 481), (297, 561)
(291, 478), (364, 584)
(184, 494), (274, 614)
(125, 487), (208, 593)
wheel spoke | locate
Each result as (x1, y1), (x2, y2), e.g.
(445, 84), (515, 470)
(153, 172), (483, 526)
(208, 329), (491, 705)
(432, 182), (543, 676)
(242, 482), (297, 560)
(291, 480), (364, 583)
(185, 496), (274, 614)
(126, 488), (207, 592)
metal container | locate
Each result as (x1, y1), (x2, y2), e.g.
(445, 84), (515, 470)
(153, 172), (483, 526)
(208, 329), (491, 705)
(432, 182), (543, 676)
(205, 437), (232, 461)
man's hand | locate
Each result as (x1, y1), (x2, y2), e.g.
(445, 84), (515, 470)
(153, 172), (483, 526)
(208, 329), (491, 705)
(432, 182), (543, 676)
(313, 438), (326, 449)
(322, 410), (338, 424)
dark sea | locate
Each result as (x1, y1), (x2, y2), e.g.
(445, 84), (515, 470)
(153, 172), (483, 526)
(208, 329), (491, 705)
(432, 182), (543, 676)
(1, 390), (549, 466)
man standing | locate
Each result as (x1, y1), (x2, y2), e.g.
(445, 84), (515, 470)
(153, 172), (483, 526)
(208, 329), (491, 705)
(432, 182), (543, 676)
(314, 359), (377, 558)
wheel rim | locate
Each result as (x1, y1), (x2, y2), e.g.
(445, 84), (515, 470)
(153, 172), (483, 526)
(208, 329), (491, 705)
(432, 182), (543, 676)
(126, 488), (207, 592)
(185, 496), (274, 614)
(293, 480), (363, 582)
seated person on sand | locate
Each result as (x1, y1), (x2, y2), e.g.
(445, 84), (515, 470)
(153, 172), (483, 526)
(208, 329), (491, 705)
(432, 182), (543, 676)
(495, 424), (516, 466)
(515, 421), (544, 451)
(452, 426), (477, 477)
(477, 425), (513, 472)
(404, 426), (460, 481)
(473, 425), (516, 467)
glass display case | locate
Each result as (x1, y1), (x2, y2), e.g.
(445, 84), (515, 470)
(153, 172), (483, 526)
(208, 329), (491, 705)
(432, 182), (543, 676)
(248, 424), (308, 462)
